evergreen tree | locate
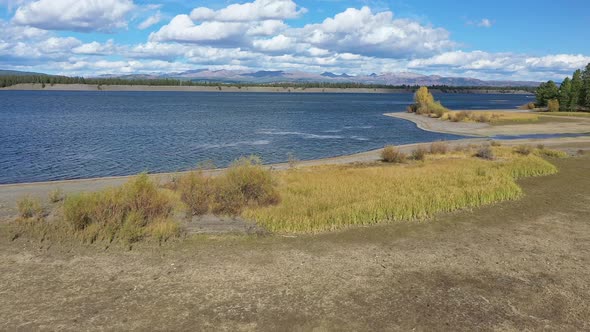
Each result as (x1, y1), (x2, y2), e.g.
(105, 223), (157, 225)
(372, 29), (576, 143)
(569, 69), (583, 110)
(535, 80), (559, 106)
(582, 63), (590, 108)
(558, 77), (572, 111)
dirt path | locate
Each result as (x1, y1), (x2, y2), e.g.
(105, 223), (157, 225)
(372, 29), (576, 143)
(0, 155), (589, 331)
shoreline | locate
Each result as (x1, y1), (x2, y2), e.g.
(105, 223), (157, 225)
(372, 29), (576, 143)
(0, 83), (533, 94)
(387, 111), (590, 137)
(1, 109), (590, 218)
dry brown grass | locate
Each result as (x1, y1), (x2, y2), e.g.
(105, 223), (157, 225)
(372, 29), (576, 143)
(442, 111), (539, 124)
(381, 146), (407, 163)
(245, 147), (558, 233)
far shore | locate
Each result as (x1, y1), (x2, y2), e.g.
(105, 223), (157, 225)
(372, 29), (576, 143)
(0, 83), (533, 94)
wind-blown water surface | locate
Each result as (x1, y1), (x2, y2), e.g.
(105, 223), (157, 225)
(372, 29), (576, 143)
(0, 91), (532, 184)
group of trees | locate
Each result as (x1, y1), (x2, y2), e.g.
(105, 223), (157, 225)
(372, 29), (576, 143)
(535, 63), (590, 112)
(0, 72), (536, 93)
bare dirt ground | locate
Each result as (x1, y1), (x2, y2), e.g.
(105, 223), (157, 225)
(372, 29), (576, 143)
(387, 112), (590, 136)
(1, 154), (589, 331)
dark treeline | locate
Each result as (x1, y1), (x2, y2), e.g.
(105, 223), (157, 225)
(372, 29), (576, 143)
(535, 62), (590, 111)
(0, 73), (535, 93)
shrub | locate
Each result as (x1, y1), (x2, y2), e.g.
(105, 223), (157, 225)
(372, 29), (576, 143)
(475, 145), (495, 160)
(519, 102), (536, 110)
(514, 145), (532, 156)
(411, 147), (427, 161)
(17, 196), (43, 219)
(449, 111), (469, 122)
(430, 141), (449, 154)
(61, 174), (176, 243)
(147, 219), (181, 243)
(209, 156), (280, 215)
(381, 146), (407, 163)
(48, 188), (65, 203)
(547, 99), (560, 112)
(474, 113), (491, 123)
(176, 171), (213, 216)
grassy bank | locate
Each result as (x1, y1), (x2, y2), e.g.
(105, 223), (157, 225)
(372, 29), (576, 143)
(441, 110), (539, 124)
(245, 145), (559, 233)
(12, 144), (565, 241)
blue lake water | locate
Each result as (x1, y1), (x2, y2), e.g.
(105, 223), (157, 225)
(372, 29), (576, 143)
(0, 91), (534, 184)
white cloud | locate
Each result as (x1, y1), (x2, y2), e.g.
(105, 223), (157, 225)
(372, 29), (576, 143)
(72, 39), (117, 55)
(12, 0), (135, 32)
(190, 0), (306, 22)
(138, 11), (162, 30)
(252, 34), (295, 52)
(478, 19), (492, 28)
(149, 15), (248, 44)
(294, 7), (455, 58)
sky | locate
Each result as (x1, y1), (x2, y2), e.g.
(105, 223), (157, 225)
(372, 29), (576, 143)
(1, 0), (589, 81)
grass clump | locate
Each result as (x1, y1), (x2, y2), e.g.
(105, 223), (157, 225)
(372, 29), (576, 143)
(175, 156), (280, 216)
(244, 147), (558, 233)
(381, 146), (407, 163)
(411, 146), (428, 161)
(61, 174), (177, 244)
(176, 171), (213, 216)
(48, 188), (65, 203)
(475, 145), (495, 160)
(534, 148), (568, 159)
(514, 145), (532, 156)
(17, 196), (44, 219)
(430, 141), (449, 154)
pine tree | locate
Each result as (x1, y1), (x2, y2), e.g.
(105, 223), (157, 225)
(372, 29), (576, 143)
(535, 81), (559, 106)
(570, 69), (583, 110)
(582, 63), (590, 108)
(558, 77), (572, 111)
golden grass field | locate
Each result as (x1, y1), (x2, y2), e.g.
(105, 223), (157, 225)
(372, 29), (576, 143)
(245, 146), (560, 233)
(441, 110), (540, 124)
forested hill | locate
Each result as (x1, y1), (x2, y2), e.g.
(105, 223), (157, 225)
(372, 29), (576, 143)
(0, 70), (536, 93)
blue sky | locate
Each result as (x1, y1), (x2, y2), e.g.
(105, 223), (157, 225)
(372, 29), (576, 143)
(1, 0), (589, 80)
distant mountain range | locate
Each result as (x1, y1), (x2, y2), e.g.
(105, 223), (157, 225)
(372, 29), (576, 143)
(1, 68), (540, 87)
(100, 69), (540, 87)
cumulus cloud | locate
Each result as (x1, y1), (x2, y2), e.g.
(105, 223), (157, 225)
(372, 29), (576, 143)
(12, 0), (135, 32)
(292, 6), (454, 58)
(149, 15), (249, 45)
(72, 39), (118, 55)
(190, 0), (306, 22)
(2, 1), (589, 81)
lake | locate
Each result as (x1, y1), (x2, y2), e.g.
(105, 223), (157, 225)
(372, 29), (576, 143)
(0, 91), (533, 184)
